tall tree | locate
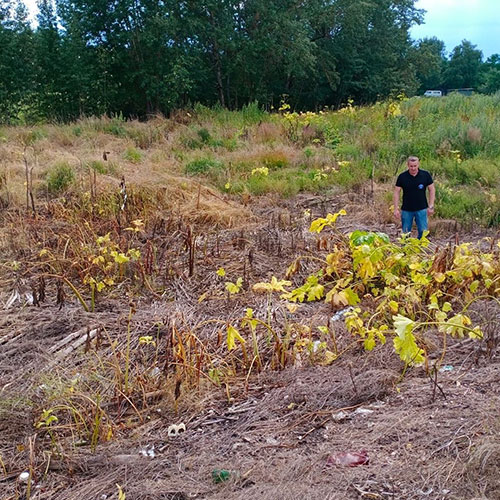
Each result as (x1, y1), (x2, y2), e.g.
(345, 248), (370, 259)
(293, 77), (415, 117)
(35, 0), (63, 119)
(444, 40), (483, 89)
(0, 1), (36, 122)
(409, 37), (447, 92)
(479, 54), (500, 94)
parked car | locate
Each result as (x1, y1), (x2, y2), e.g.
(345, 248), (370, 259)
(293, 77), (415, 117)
(424, 90), (443, 97)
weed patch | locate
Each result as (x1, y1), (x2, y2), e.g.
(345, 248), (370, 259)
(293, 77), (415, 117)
(45, 162), (75, 194)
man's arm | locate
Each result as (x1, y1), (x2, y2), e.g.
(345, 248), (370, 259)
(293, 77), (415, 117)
(394, 186), (402, 220)
(427, 183), (435, 215)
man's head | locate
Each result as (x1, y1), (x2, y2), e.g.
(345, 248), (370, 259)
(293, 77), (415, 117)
(407, 156), (420, 176)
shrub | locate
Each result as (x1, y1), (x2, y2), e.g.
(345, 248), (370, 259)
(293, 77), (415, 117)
(87, 160), (118, 176)
(185, 157), (224, 175)
(123, 147), (143, 163)
(197, 127), (212, 144)
(46, 162), (75, 194)
(260, 150), (290, 169)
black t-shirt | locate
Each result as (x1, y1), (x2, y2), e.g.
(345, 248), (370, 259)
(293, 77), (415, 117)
(396, 169), (433, 211)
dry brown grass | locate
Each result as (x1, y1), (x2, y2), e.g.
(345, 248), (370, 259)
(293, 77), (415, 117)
(1, 115), (500, 500)
(466, 126), (482, 144)
(252, 121), (283, 144)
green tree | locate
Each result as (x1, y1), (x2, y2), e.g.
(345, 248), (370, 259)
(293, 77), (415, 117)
(35, 0), (63, 119)
(444, 40), (483, 89)
(409, 37), (447, 93)
(0, 1), (36, 122)
(479, 54), (500, 94)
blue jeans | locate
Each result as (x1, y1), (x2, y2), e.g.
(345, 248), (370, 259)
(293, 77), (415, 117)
(401, 209), (428, 239)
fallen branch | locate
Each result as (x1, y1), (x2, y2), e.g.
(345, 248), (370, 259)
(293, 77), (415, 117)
(46, 328), (99, 367)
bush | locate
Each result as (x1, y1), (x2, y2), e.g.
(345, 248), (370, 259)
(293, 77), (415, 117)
(87, 160), (118, 176)
(123, 147), (143, 163)
(46, 162), (75, 194)
(185, 157), (224, 175)
(260, 151), (290, 169)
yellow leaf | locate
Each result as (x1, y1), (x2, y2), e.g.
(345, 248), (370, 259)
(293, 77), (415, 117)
(216, 268), (226, 277)
(286, 303), (299, 313)
(226, 277), (243, 294)
(253, 276), (291, 293)
(389, 300), (399, 314)
(319, 350), (337, 365)
(92, 255), (105, 265)
(434, 272), (446, 283)
(113, 252), (130, 264)
(227, 325), (245, 351)
(116, 484), (126, 500)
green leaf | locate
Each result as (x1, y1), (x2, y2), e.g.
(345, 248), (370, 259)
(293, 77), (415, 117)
(226, 277), (243, 294)
(442, 302), (452, 312)
(364, 335), (376, 351)
(392, 314), (424, 365)
(469, 280), (479, 293)
(393, 314), (415, 337)
(344, 287), (360, 305)
(307, 283), (324, 301)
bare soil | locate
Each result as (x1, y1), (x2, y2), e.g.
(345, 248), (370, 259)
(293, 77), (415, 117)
(1, 194), (499, 500)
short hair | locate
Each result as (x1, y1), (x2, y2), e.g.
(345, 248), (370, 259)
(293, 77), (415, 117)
(407, 156), (419, 163)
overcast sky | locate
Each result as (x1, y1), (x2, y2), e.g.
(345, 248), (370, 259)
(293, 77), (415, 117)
(22, 0), (500, 59)
(411, 0), (500, 59)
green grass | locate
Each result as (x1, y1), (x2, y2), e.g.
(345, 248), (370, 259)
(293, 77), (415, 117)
(123, 146), (143, 163)
(174, 93), (500, 226)
(4, 93), (499, 226)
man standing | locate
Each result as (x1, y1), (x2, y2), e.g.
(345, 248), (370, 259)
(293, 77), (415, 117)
(394, 156), (435, 239)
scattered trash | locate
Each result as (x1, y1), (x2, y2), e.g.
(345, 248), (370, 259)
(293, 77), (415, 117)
(212, 469), (232, 483)
(354, 408), (374, 416)
(331, 411), (350, 422)
(327, 450), (369, 467)
(265, 437), (279, 446)
(139, 444), (156, 458)
(167, 423), (186, 437)
(18, 471), (30, 482)
(5, 290), (21, 309)
(439, 365), (454, 372)
(331, 307), (354, 322)
(311, 340), (322, 353)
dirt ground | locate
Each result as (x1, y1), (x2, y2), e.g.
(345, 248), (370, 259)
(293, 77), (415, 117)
(1, 194), (499, 500)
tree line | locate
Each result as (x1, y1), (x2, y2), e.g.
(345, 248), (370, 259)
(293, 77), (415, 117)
(0, 0), (499, 123)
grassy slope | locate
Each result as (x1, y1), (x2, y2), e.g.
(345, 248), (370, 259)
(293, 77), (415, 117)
(1, 94), (499, 226)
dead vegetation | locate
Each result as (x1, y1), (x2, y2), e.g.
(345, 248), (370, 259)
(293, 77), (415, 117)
(1, 115), (500, 500)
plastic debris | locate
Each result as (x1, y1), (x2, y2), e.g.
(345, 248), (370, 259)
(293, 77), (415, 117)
(139, 444), (156, 458)
(331, 411), (350, 422)
(265, 437), (279, 446)
(327, 450), (369, 467)
(18, 471), (30, 482)
(354, 408), (374, 416)
(212, 469), (231, 483)
(331, 307), (354, 322)
(167, 423), (186, 437)
(439, 365), (454, 372)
